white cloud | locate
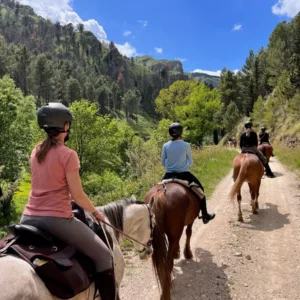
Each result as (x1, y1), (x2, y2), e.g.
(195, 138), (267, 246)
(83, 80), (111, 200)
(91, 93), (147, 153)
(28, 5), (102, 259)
(116, 42), (139, 57)
(193, 69), (239, 76)
(233, 24), (242, 31)
(155, 47), (163, 54)
(123, 30), (132, 37)
(193, 69), (222, 76)
(175, 57), (187, 62)
(83, 19), (107, 40)
(18, 0), (107, 40)
(272, 0), (300, 18)
(138, 20), (148, 28)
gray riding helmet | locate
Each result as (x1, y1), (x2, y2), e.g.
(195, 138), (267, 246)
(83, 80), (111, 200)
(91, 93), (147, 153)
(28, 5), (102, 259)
(38, 102), (73, 129)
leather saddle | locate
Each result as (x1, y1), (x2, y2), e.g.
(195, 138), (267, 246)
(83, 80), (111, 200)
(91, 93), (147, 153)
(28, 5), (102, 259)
(160, 178), (205, 199)
(242, 150), (257, 155)
(0, 202), (113, 299)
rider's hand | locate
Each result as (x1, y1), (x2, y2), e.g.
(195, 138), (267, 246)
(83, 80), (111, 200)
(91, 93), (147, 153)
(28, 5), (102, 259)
(92, 209), (104, 222)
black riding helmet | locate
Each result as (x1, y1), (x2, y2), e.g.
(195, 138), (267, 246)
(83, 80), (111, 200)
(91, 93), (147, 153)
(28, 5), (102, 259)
(244, 120), (252, 129)
(169, 122), (183, 139)
(38, 102), (72, 134)
(261, 127), (266, 131)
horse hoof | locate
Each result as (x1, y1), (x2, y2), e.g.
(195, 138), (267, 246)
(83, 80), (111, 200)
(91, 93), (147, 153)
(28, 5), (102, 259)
(174, 251), (180, 259)
(184, 250), (193, 259)
(253, 210), (258, 214)
(238, 218), (244, 222)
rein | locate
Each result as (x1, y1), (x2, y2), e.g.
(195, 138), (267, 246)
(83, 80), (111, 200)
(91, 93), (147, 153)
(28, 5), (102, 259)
(99, 219), (152, 248)
(91, 204), (154, 249)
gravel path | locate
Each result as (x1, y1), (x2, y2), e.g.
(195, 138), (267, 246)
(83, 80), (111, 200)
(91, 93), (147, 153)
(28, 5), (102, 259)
(120, 157), (300, 300)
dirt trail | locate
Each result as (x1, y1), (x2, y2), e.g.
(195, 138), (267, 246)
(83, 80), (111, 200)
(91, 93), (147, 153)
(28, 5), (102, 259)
(120, 157), (300, 300)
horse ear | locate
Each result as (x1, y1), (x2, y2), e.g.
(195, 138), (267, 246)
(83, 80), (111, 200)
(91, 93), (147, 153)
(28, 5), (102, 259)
(130, 195), (136, 201)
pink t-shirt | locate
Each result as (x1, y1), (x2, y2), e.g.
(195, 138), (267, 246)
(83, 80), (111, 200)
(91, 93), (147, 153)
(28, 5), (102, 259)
(24, 144), (80, 218)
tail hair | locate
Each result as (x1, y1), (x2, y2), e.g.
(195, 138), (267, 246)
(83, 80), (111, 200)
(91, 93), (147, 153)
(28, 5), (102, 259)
(150, 191), (172, 299)
(229, 161), (247, 201)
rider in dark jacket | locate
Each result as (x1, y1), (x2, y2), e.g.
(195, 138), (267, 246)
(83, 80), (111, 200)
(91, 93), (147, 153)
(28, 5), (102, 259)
(240, 121), (275, 178)
(259, 127), (274, 156)
(259, 127), (270, 144)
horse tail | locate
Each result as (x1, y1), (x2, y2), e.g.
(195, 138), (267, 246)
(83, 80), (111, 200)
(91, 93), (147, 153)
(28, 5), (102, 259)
(261, 145), (265, 156)
(149, 190), (171, 298)
(229, 158), (248, 201)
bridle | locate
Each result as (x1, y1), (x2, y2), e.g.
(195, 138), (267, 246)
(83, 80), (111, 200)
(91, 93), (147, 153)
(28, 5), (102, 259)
(96, 204), (154, 253)
(137, 204), (154, 253)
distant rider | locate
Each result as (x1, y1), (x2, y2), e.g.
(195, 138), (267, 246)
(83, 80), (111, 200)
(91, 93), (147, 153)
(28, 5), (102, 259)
(259, 126), (274, 156)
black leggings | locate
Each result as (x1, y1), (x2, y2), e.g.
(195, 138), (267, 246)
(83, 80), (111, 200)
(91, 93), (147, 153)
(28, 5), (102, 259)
(163, 172), (204, 191)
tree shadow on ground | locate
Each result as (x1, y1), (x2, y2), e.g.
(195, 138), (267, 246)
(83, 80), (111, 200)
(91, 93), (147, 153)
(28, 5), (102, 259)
(237, 203), (290, 232)
(171, 248), (232, 300)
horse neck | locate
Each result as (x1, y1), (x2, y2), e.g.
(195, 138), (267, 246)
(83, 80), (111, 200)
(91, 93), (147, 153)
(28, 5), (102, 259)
(123, 204), (147, 236)
(123, 204), (149, 243)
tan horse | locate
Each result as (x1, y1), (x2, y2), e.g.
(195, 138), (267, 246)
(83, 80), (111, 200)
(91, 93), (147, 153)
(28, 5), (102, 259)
(258, 143), (273, 163)
(229, 153), (264, 222)
(145, 183), (201, 300)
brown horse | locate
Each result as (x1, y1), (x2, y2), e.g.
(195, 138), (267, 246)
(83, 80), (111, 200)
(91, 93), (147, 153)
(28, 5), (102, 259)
(145, 183), (200, 300)
(229, 153), (264, 222)
(258, 143), (273, 163)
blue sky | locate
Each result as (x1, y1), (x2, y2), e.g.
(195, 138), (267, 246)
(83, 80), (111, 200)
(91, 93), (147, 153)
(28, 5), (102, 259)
(19, 0), (300, 75)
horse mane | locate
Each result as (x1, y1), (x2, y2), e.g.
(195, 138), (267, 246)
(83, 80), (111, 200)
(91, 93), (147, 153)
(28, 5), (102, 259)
(99, 198), (145, 240)
(150, 191), (172, 299)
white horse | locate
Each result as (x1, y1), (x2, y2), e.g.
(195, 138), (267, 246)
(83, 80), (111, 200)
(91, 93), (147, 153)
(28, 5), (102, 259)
(0, 198), (153, 300)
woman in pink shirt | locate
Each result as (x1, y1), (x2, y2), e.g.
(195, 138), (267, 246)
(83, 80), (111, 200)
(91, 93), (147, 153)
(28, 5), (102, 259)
(21, 102), (116, 300)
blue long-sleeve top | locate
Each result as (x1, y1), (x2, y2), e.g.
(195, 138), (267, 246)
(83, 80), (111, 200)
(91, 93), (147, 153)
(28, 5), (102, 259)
(161, 140), (193, 173)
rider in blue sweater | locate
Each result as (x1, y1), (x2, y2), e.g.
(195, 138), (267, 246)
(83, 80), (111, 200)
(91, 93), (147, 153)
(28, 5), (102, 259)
(161, 123), (215, 224)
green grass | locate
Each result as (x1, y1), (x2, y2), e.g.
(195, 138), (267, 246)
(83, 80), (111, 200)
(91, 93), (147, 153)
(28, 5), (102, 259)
(12, 172), (31, 219)
(274, 145), (300, 177)
(128, 114), (158, 135)
(115, 110), (158, 138)
(0, 173), (31, 237)
(191, 146), (237, 198)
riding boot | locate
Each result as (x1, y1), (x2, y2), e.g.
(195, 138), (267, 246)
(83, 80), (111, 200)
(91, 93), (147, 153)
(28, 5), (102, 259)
(198, 196), (216, 224)
(94, 268), (118, 300)
(264, 163), (276, 178)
